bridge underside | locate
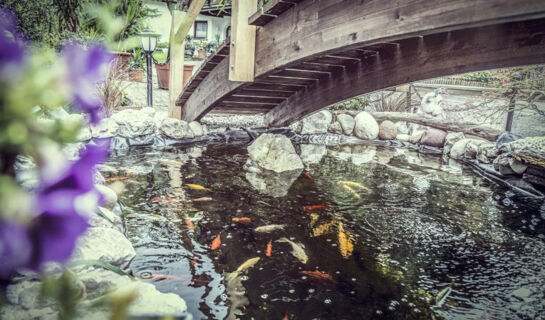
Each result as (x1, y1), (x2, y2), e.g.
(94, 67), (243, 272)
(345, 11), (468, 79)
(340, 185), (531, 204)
(176, 0), (545, 127)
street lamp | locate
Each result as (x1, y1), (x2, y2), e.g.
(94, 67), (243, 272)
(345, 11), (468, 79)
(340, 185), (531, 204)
(139, 30), (160, 107)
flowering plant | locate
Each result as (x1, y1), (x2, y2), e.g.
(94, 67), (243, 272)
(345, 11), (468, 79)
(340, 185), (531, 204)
(0, 8), (112, 282)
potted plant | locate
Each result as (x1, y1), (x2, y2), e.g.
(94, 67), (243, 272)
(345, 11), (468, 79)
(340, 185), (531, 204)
(110, 51), (132, 80)
(196, 40), (207, 59)
(128, 48), (145, 82)
(185, 35), (195, 57)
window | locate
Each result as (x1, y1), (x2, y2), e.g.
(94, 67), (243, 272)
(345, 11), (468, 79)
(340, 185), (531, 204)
(194, 21), (208, 39)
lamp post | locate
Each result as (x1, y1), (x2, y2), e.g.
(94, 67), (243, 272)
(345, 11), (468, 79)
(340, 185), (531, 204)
(139, 30), (159, 107)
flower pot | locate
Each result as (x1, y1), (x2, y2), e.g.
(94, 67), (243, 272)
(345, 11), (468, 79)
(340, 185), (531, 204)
(154, 63), (195, 90)
(111, 51), (132, 80)
(129, 69), (144, 82)
(197, 49), (206, 59)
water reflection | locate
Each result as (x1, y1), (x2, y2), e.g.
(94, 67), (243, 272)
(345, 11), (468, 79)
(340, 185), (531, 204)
(106, 143), (545, 320)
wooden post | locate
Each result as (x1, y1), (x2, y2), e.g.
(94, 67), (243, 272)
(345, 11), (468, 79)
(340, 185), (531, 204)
(168, 0), (206, 119)
(168, 10), (185, 119)
(229, 0), (257, 82)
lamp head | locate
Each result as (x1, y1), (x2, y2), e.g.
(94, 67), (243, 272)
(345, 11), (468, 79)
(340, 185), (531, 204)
(139, 30), (160, 53)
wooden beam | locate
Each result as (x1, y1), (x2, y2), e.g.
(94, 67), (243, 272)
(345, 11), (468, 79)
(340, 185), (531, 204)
(265, 19), (545, 127)
(181, 58), (246, 122)
(229, 0), (258, 81)
(254, 0), (545, 78)
(174, 0), (207, 44)
(333, 111), (502, 141)
(168, 10), (185, 119)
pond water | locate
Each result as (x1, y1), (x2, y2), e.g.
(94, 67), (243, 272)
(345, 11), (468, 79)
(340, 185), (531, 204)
(104, 142), (545, 320)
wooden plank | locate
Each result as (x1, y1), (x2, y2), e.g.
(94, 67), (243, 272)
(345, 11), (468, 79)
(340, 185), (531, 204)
(179, 58), (246, 122)
(222, 95), (285, 104)
(254, 0), (545, 77)
(229, 0), (258, 81)
(245, 83), (302, 92)
(233, 89), (293, 98)
(218, 101), (278, 108)
(265, 19), (545, 127)
(271, 69), (329, 80)
(288, 63), (345, 74)
(258, 76), (317, 86)
(248, 0), (301, 26)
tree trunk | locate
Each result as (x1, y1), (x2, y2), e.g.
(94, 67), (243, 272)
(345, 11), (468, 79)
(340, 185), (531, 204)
(333, 111), (503, 141)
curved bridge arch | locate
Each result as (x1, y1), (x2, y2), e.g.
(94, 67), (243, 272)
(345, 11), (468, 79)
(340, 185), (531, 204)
(175, 0), (545, 126)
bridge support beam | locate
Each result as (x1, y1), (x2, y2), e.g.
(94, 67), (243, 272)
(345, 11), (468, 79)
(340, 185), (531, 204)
(265, 19), (545, 127)
(229, 0), (258, 81)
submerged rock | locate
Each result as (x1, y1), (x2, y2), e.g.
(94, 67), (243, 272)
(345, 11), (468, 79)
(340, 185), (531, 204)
(246, 133), (304, 173)
(419, 128), (446, 148)
(160, 118), (194, 140)
(337, 113), (356, 135)
(354, 111), (379, 140)
(300, 110), (333, 134)
(245, 168), (303, 197)
(72, 227), (136, 269)
(299, 144), (327, 165)
(378, 120), (397, 140)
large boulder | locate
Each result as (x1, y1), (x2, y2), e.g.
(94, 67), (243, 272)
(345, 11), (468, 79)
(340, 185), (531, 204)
(91, 118), (119, 138)
(246, 133), (304, 173)
(505, 136), (545, 168)
(336, 114), (355, 135)
(111, 109), (157, 138)
(300, 110), (332, 134)
(160, 118), (194, 140)
(353, 112), (379, 140)
(72, 227), (136, 269)
(378, 120), (397, 140)
(419, 128), (447, 147)
(443, 132), (465, 155)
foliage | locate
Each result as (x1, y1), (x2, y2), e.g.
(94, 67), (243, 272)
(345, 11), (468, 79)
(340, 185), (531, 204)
(152, 51), (168, 63)
(97, 62), (131, 115)
(330, 96), (370, 111)
(367, 92), (413, 112)
(460, 71), (497, 83)
(129, 48), (145, 69)
(1, 0), (158, 50)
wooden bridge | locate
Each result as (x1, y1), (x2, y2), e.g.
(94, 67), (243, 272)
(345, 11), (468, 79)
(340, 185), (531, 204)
(174, 0), (545, 127)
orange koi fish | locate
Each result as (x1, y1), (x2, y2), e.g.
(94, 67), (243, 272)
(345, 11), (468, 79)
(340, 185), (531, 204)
(190, 197), (213, 202)
(299, 270), (333, 281)
(211, 233), (221, 250)
(282, 312), (289, 320)
(144, 273), (185, 281)
(303, 204), (328, 212)
(303, 172), (314, 181)
(232, 217), (252, 224)
(185, 217), (195, 230)
(105, 176), (130, 183)
(266, 240), (272, 257)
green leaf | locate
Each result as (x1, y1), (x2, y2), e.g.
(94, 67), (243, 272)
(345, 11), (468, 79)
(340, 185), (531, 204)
(435, 286), (452, 307)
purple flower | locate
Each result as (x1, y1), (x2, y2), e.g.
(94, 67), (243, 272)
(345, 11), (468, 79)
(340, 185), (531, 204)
(62, 44), (112, 124)
(0, 222), (32, 278)
(0, 8), (25, 81)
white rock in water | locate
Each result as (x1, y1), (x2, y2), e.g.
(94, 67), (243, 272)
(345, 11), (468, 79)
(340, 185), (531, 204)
(300, 110), (333, 134)
(353, 111), (379, 140)
(95, 185), (118, 210)
(449, 138), (471, 159)
(91, 118), (119, 138)
(189, 121), (204, 136)
(160, 118), (194, 140)
(72, 227), (136, 269)
(247, 133), (304, 173)
(111, 109), (157, 138)
(299, 144), (327, 165)
(336, 114), (355, 135)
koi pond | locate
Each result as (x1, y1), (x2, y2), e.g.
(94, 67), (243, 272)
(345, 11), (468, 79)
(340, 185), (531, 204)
(102, 142), (545, 320)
